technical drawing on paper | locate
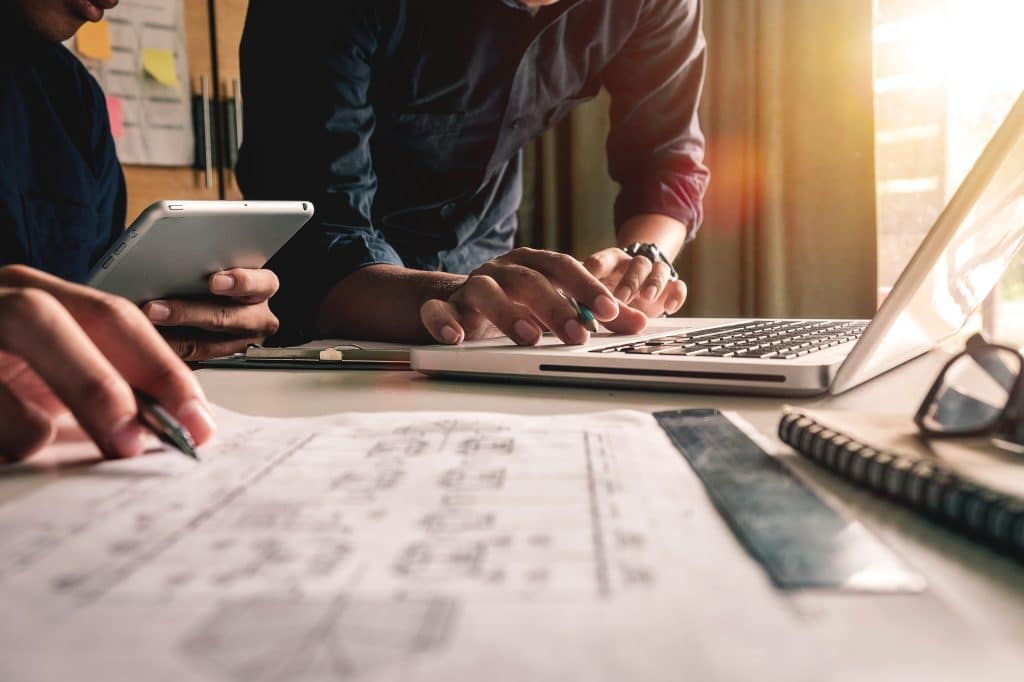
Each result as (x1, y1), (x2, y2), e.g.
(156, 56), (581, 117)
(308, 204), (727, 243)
(0, 408), (683, 681)
(182, 596), (456, 682)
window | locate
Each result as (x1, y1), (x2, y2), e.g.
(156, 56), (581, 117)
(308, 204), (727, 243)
(873, 0), (1024, 343)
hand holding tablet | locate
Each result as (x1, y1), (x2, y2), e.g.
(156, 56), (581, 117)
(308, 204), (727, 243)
(88, 201), (314, 360)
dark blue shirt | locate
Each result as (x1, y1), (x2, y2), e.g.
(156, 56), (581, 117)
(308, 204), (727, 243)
(0, 13), (126, 282)
(237, 0), (709, 339)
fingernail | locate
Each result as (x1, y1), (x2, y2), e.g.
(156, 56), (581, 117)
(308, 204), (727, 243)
(563, 319), (589, 345)
(440, 325), (460, 344)
(615, 286), (633, 302)
(211, 273), (235, 292)
(666, 298), (683, 314)
(177, 399), (216, 444)
(513, 319), (540, 345)
(109, 416), (145, 458)
(592, 295), (618, 319)
(146, 302), (171, 322)
(643, 285), (658, 301)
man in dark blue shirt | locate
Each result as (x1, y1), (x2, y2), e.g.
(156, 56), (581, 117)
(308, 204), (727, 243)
(1, 0), (280, 362)
(239, 0), (709, 346)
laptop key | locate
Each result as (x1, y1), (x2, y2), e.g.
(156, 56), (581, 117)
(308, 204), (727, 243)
(624, 347), (670, 355)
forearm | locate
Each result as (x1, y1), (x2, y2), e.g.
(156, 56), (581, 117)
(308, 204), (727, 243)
(617, 213), (689, 260)
(314, 265), (465, 343)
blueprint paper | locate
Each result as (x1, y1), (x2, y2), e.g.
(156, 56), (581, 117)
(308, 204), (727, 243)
(0, 407), (801, 681)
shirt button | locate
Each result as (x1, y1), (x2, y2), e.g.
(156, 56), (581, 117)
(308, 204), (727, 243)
(510, 118), (523, 130)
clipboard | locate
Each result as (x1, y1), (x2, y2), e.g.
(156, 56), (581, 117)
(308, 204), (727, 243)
(192, 345), (411, 371)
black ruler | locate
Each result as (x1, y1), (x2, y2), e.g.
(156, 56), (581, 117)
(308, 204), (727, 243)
(655, 409), (925, 592)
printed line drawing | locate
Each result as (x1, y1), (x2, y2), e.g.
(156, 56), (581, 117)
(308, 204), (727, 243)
(0, 409), (668, 679)
(437, 468), (506, 491)
(420, 509), (495, 534)
(367, 439), (430, 458)
(182, 596), (456, 682)
(331, 469), (403, 492)
(456, 437), (515, 456)
(394, 540), (487, 582)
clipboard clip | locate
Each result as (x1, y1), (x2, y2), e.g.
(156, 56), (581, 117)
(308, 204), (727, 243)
(243, 344), (410, 365)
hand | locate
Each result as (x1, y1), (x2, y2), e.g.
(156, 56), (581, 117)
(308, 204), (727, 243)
(143, 268), (281, 361)
(584, 247), (688, 318)
(420, 247), (649, 346)
(0, 265), (216, 463)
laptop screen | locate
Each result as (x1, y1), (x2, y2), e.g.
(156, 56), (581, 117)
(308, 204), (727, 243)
(834, 89), (1024, 393)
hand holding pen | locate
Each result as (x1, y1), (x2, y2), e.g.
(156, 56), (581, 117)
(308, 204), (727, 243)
(0, 267), (215, 463)
(419, 248), (648, 347)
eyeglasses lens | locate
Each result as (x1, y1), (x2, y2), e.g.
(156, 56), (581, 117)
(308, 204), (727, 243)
(921, 345), (1022, 434)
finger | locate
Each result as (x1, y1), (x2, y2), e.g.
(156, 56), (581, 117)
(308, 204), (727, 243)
(472, 265), (588, 345)
(2, 359), (64, 416)
(145, 299), (280, 337)
(451, 275), (544, 346)
(0, 382), (55, 462)
(0, 287), (146, 459)
(613, 256), (653, 304)
(209, 268), (280, 303)
(420, 299), (466, 345)
(600, 304), (650, 335)
(639, 262), (673, 303)
(164, 334), (269, 362)
(0, 267), (214, 446)
(503, 249), (619, 320)
(662, 280), (688, 316)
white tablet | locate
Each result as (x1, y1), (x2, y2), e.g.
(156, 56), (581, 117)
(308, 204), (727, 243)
(88, 200), (314, 303)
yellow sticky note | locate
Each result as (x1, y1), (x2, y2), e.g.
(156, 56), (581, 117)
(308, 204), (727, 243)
(76, 20), (112, 61)
(142, 48), (181, 87)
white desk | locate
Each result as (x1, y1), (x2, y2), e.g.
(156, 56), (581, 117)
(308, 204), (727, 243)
(196, 337), (1024, 681)
(4, 328), (1024, 681)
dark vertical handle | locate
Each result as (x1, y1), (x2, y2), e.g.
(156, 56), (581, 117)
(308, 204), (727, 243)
(232, 78), (243, 149)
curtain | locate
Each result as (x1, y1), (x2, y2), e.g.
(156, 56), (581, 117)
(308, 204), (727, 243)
(519, 0), (879, 319)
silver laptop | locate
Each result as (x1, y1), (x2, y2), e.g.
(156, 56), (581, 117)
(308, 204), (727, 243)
(412, 90), (1024, 396)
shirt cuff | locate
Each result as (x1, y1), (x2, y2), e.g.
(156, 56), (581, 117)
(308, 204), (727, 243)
(267, 225), (404, 344)
(614, 173), (707, 242)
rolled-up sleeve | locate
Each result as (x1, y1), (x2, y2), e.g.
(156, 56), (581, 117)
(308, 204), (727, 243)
(602, 0), (710, 241)
(237, 1), (401, 341)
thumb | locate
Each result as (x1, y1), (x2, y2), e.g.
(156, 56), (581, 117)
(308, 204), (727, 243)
(583, 250), (621, 279)
(420, 298), (466, 344)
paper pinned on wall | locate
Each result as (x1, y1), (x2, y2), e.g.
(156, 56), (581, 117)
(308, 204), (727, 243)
(105, 95), (125, 139)
(68, 0), (194, 166)
(141, 48), (181, 87)
(75, 20), (112, 61)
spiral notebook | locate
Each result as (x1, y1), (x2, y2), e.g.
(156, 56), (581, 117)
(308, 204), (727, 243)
(779, 408), (1024, 562)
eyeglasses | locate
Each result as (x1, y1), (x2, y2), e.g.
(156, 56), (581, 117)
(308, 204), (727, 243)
(915, 333), (1024, 451)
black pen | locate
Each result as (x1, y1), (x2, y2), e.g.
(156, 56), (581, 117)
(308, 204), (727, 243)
(134, 391), (200, 461)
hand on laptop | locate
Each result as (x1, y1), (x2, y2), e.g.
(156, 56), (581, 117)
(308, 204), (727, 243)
(584, 247), (687, 318)
(0, 265), (215, 463)
(142, 268), (281, 361)
(420, 248), (648, 346)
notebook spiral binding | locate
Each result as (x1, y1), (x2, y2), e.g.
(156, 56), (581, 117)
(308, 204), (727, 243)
(778, 413), (1024, 563)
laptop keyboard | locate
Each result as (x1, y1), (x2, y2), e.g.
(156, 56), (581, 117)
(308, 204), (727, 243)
(590, 320), (869, 360)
